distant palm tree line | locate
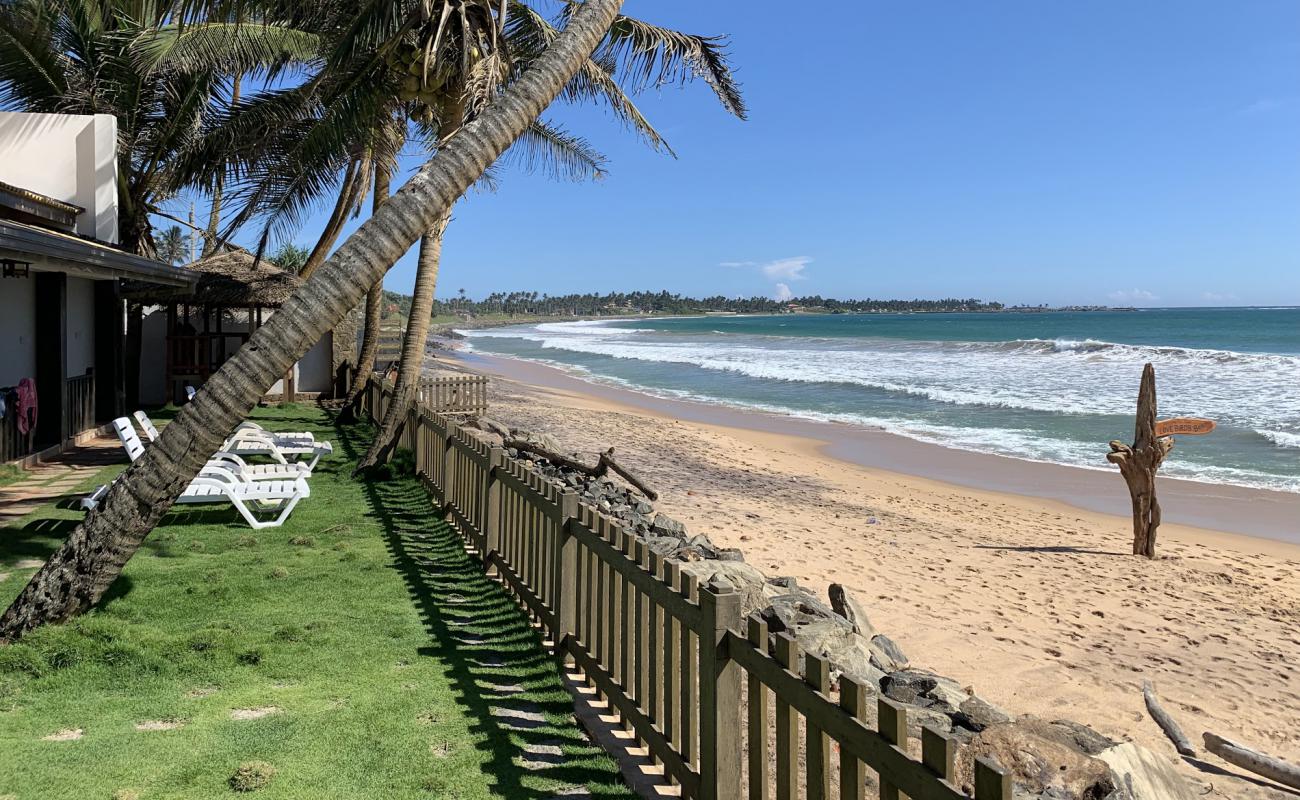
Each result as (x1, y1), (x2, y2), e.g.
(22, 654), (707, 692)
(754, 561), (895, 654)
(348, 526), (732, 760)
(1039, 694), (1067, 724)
(381, 289), (1005, 319)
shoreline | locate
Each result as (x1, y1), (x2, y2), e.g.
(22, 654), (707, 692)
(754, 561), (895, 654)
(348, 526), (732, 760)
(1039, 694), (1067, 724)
(444, 348), (1300, 547)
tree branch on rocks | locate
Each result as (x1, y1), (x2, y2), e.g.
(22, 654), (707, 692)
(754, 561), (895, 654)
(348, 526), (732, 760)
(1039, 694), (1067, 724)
(504, 439), (658, 500)
(1142, 680), (1196, 757)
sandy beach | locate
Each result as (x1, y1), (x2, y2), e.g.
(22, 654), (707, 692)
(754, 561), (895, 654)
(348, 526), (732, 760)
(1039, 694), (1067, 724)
(435, 347), (1300, 799)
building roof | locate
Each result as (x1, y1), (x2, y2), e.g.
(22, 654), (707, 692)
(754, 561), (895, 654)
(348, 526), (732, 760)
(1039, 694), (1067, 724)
(128, 250), (302, 307)
(0, 218), (194, 288)
(0, 180), (84, 232)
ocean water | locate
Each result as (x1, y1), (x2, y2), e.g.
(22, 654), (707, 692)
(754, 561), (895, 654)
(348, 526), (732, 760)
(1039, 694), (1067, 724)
(460, 308), (1300, 493)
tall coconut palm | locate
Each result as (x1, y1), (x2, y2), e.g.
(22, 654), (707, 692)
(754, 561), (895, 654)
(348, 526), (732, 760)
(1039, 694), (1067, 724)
(0, 0), (630, 643)
(154, 225), (189, 264)
(0, 0), (317, 256)
(343, 3), (746, 469)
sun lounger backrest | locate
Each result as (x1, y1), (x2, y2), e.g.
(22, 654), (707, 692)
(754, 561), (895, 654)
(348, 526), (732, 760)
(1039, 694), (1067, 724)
(113, 417), (147, 462)
(133, 410), (161, 442)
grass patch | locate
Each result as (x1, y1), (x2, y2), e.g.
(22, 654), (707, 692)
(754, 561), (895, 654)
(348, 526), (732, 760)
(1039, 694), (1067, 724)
(0, 464), (24, 488)
(0, 406), (633, 799)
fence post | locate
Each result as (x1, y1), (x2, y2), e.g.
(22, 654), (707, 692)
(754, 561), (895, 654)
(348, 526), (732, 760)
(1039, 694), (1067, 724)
(699, 583), (743, 800)
(441, 425), (456, 511)
(483, 446), (504, 562)
(552, 490), (579, 657)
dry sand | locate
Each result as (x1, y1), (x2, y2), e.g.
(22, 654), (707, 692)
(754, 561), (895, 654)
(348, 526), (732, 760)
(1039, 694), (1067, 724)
(437, 349), (1300, 800)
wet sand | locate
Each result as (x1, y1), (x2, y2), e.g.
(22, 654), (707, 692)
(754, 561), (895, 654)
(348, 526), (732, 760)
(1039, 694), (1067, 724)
(434, 348), (1300, 799)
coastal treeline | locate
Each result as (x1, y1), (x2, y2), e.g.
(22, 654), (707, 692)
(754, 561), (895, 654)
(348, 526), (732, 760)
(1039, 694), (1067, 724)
(383, 289), (1005, 318)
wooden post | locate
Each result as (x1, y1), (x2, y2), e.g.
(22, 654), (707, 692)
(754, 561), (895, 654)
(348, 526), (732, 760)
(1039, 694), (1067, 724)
(774, 633), (799, 800)
(1106, 363), (1173, 558)
(973, 758), (1011, 800)
(840, 676), (867, 800)
(699, 584), (742, 800)
(878, 698), (908, 800)
(747, 616), (771, 800)
(484, 445), (503, 562)
(805, 652), (831, 800)
(553, 490), (579, 654)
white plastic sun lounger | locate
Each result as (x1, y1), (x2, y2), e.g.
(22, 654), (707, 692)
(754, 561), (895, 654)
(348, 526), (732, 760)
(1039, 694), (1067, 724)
(81, 473), (310, 529)
(133, 411), (332, 470)
(114, 418), (309, 482)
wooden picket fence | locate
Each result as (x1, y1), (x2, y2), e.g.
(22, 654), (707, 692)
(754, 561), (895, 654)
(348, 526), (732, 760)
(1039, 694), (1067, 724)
(418, 374), (488, 416)
(365, 377), (1012, 800)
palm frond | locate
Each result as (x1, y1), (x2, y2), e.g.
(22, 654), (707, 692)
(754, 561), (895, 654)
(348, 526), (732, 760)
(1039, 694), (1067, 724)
(131, 21), (321, 77)
(501, 117), (607, 182)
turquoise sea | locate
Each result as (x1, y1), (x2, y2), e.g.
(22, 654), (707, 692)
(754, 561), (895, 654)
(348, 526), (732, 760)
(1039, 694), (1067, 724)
(462, 308), (1300, 493)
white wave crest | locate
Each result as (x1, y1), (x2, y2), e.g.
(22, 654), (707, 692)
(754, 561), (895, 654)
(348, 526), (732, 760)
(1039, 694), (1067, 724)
(1257, 429), (1300, 449)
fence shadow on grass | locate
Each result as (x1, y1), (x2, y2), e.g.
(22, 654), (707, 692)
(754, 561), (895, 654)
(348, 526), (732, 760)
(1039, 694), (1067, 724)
(330, 411), (634, 800)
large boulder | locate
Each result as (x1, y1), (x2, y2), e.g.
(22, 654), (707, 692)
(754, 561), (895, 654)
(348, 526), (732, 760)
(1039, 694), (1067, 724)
(869, 634), (908, 673)
(828, 583), (878, 638)
(880, 669), (968, 713)
(762, 591), (841, 633)
(651, 514), (687, 538)
(953, 695), (1013, 733)
(791, 619), (886, 691)
(1095, 743), (1193, 800)
(955, 721), (1121, 800)
(678, 560), (768, 616)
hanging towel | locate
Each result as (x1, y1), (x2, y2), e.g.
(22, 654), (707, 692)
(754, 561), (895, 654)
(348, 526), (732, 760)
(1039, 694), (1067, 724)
(16, 378), (37, 436)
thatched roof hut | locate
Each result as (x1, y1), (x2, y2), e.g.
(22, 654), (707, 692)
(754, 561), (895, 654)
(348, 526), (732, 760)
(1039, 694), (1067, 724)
(127, 250), (301, 307)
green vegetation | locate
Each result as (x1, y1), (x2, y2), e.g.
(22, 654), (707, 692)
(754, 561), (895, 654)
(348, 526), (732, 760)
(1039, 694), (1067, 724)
(0, 407), (633, 799)
(412, 289), (1006, 321)
(0, 465), (24, 488)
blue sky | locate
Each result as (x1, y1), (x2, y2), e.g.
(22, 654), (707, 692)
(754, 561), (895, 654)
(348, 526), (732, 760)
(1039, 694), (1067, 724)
(240, 1), (1300, 307)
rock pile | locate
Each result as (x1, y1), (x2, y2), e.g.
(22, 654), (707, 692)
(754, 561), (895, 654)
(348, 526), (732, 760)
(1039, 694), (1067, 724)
(463, 418), (1173, 799)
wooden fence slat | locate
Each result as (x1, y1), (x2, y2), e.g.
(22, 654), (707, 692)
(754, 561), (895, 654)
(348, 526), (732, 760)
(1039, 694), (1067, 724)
(806, 652), (831, 800)
(698, 585), (742, 800)
(747, 616), (771, 800)
(774, 633), (799, 800)
(840, 676), (867, 800)
(681, 572), (698, 768)
(878, 698), (908, 800)
(662, 559), (679, 757)
(973, 759), (1010, 800)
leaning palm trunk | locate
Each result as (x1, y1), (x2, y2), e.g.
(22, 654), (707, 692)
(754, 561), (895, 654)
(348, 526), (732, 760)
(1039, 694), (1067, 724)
(342, 163), (393, 414)
(356, 212), (450, 471)
(0, 0), (626, 643)
(299, 158), (364, 279)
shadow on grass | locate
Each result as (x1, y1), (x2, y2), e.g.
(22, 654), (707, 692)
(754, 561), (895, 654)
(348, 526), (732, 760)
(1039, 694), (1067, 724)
(329, 410), (631, 799)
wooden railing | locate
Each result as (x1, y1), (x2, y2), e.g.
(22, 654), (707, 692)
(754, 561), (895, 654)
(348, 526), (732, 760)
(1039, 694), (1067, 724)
(65, 371), (96, 441)
(417, 374), (488, 416)
(1, 400), (33, 462)
(365, 377), (1012, 800)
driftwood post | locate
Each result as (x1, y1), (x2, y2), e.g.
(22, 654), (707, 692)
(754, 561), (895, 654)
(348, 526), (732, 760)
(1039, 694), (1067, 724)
(1106, 363), (1173, 558)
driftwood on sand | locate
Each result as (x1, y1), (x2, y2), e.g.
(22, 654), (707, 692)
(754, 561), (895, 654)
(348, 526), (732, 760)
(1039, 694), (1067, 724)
(503, 439), (659, 501)
(1142, 680), (1196, 757)
(1106, 363), (1173, 558)
(1203, 733), (1300, 791)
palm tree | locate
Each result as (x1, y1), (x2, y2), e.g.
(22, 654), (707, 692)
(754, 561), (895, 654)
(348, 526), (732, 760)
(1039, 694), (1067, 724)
(0, 0), (316, 256)
(0, 0), (630, 642)
(154, 225), (189, 264)
(350, 3), (745, 470)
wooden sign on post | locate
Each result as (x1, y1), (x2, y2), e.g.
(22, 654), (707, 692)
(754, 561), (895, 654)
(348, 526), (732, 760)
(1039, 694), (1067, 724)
(1106, 364), (1173, 558)
(1154, 418), (1215, 437)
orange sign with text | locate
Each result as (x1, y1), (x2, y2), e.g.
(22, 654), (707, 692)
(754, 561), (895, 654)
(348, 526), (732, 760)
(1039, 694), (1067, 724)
(1154, 418), (1215, 437)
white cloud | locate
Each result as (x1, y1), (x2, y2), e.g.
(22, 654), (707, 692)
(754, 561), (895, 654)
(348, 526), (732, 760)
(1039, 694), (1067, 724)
(1108, 288), (1158, 304)
(760, 256), (811, 281)
(721, 256), (812, 298)
(1201, 291), (1238, 304)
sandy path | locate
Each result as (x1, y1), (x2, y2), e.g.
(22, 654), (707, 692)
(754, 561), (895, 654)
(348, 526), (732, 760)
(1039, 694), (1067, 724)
(439, 354), (1300, 799)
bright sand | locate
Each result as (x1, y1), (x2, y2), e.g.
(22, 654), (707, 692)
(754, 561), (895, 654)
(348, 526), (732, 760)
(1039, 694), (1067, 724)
(442, 350), (1300, 799)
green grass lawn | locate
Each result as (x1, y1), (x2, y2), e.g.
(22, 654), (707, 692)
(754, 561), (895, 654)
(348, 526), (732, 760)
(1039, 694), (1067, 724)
(0, 406), (633, 800)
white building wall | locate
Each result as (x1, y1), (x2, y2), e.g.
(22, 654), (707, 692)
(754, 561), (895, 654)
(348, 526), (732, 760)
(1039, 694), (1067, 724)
(0, 111), (119, 243)
(298, 334), (333, 393)
(0, 277), (36, 387)
(66, 277), (96, 377)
